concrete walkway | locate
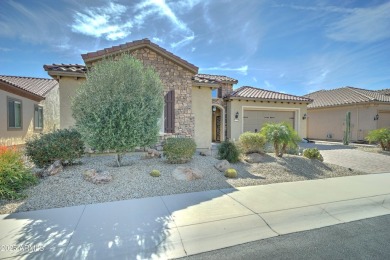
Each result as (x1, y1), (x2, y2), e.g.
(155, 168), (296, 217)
(300, 142), (390, 173)
(1, 173), (390, 259)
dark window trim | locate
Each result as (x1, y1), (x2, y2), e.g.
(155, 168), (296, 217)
(7, 96), (23, 131)
(34, 104), (44, 131)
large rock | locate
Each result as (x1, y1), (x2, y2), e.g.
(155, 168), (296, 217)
(83, 169), (113, 184)
(42, 160), (63, 177)
(244, 153), (265, 163)
(172, 167), (203, 181)
(214, 160), (230, 172)
(144, 148), (162, 159)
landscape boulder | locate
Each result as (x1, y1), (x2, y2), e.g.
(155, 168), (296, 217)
(172, 167), (203, 181)
(244, 153), (265, 163)
(144, 148), (162, 159)
(42, 160), (63, 177)
(83, 169), (113, 184)
(214, 160), (230, 172)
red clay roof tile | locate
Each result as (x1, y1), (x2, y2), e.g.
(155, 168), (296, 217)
(226, 86), (312, 102)
(0, 75), (58, 98)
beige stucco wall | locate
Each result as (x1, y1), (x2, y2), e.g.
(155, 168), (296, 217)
(227, 100), (308, 141)
(0, 87), (60, 146)
(192, 87), (212, 149)
(307, 104), (390, 141)
(58, 77), (85, 129)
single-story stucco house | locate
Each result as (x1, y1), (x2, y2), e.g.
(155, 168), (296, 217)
(41, 38), (311, 150)
(305, 87), (390, 141)
(0, 75), (59, 146)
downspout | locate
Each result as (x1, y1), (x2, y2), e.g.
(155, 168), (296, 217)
(356, 106), (359, 141)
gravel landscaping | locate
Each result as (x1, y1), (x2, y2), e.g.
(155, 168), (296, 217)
(0, 152), (368, 214)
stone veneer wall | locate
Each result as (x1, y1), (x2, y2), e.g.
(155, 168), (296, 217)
(92, 47), (196, 139)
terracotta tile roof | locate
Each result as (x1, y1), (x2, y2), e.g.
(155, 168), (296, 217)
(43, 64), (87, 75)
(305, 87), (390, 108)
(81, 38), (198, 73)
(0, 75), (58, 98)
(377, 88), (390, 96)
(226, 86), (312, 102)
(193, 74), (238, 84)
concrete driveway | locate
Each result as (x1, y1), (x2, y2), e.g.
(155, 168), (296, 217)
(300, 142), (390, 173)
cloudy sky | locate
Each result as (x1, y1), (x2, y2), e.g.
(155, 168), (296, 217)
(0, 0), (389, 95)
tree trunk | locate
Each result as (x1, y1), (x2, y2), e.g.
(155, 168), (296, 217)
(274, 142), (280, 157)
(116, 153), (122, 167)
(280, 143), (288, 157)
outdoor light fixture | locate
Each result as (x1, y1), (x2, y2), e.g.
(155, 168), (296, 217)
(374, 114), (379, 121)
(235, 112), (239, 120)
(302, 113), (307, 120)
(212, 106), (216, 112)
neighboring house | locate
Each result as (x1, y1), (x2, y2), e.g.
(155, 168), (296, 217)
(305, 87), (390, 141)
(0, 75), (59, 146)
(43, 38), (311, 150)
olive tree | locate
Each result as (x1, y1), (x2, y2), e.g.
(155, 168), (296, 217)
(72, 55), (164, 166)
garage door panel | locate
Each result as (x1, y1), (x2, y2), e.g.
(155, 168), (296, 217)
(243, 110), (295, 133)
(378, 111), (390, 129)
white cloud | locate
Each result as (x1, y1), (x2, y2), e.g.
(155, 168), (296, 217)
(307, 69), (330, 86)
(264, 80), (274, 89)
(170, 33), (195, 48)
(327, 2), (390, 43)
(191, 47), (196, 52)
(252, 77), (257, 82)
(71, 3), (132, 41)
(202, 65), (249, 75)
(0, 47), (12, 52)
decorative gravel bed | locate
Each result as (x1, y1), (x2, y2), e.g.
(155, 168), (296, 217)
(0, 153), (367, 214)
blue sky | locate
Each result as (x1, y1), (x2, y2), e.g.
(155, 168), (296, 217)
(0, 0), (389, 96)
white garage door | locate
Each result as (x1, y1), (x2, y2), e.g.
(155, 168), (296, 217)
(243, 110), (295, 133)
(378, 111), (390, 129)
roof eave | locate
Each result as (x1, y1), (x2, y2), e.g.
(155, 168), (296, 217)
(308, 100), (390, 109)
(46, 71), (86, 78)
(224, 96), (312, 103)
(0, 81), (45, 102)
(192, 82), (220, 89)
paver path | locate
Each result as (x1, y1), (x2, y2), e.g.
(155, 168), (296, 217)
(301, 143), (390, 173)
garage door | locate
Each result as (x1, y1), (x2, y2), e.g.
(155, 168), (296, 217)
(378, 111), (390, 129)
(243, 110), (295, 133)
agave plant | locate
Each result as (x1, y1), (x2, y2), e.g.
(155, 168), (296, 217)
(260, 122), (301, 157)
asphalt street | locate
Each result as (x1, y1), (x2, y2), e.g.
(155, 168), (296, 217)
(178, 215), (390, 260)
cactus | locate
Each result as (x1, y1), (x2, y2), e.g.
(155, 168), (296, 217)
(343, 112), (351, 145)
(150, 170), (161, 177)
(224, 168), (238, 178)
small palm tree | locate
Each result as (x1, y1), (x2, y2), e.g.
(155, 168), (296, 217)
(366, 128), (390, 151)
(260, 122), (300, 157)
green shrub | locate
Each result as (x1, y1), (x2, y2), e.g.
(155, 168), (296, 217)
(150, 169), (161, 177)
(163, 138), (196, 164)
(218, 140), (240, 163)
(224, 168), (237, 178)
(25, 129), (84, 168)
(238, 132), (266, 154)
(366, 128), (390, 151)
(303, 148), (324, 162)
(0, 146), (38, 200)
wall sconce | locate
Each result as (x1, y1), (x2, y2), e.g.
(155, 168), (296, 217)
(374, 114), (379, 121)
(212, 106), (216, 112)
(302, 113), (307, 120)
(235, 112), (239, 121)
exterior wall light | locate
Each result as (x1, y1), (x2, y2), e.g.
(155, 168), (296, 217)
(212, 106), (216, 112)
(235, 112), (239, 121)
(302, 113), (307, 120)
(374, 114), (379, 121)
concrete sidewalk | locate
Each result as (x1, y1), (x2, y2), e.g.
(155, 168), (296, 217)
(1, 173), (390, 260)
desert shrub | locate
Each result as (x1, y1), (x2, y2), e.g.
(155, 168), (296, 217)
(150, 169), (161, 177)
(218, 140), (240, 163)
(72, 55), (164, 167)
(238, 132), (266, 154)
(224, 168), (237, 178)
(260, 122), (301, 157)
(163, 138), (196, 164)
(0, 146), (38, 200)
(25, 129), (84, 168)
(303, 148), (324, 161)
(366, 128), (390, 151)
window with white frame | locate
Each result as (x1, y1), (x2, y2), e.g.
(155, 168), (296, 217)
(34, 105), (43, 129)
(7, 97), (22, 129)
